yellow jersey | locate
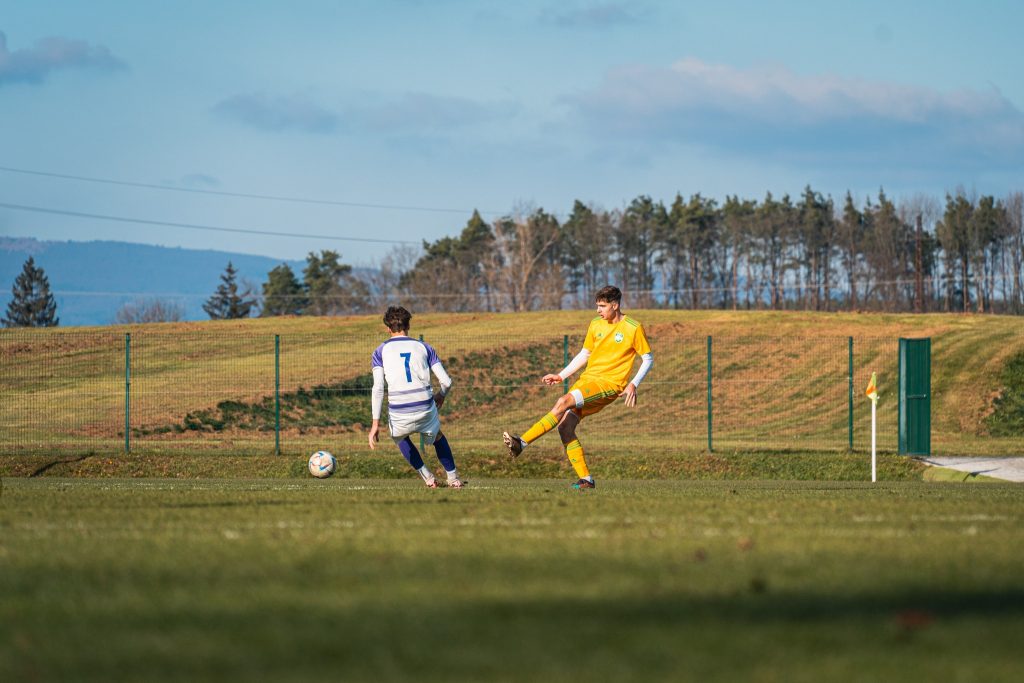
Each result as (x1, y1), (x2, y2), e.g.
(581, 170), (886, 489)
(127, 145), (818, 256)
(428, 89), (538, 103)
(580, 315), (651, 391)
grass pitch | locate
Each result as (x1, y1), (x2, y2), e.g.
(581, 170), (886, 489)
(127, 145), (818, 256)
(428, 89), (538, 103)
(2, 477), (1023, 682)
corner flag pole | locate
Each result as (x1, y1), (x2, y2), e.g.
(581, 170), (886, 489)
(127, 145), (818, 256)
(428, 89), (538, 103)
(871, 397), (877, 482)
(866, 372), (878, 483)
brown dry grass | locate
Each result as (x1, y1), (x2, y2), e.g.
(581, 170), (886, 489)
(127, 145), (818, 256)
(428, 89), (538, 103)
(2, 310), (1022, 456)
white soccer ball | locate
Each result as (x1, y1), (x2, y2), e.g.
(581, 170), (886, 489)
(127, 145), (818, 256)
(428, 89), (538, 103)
(308, 450), (337, 479)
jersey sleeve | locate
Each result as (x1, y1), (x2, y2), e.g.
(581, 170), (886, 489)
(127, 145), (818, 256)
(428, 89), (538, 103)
(583, 319), (597, 352)
(371, 345), (384, 369)
(371, 366), (385, 420)
(633, 324), (652, 356)
(422, 341), (440, 367)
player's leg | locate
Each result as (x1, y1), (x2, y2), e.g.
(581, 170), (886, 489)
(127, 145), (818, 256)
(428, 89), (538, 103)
(557, 410), (594, 488)
(430, 430), (463, 488)
(394, 435), (438, 487)
(503, 392), (576, 457)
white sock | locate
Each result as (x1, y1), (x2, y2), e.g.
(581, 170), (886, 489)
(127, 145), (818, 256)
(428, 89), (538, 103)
(446, 468), (460, 482)
(417, 465), (434, 482)
(584, 475), (594, 482)
(519, 438), (528, 450)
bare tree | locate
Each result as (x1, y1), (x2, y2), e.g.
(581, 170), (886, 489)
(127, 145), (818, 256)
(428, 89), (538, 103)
(898, 194), (940, 313)
(362, 245), (422, 309)
(490, 207), (563, 312)
(115, 298), (185, 324)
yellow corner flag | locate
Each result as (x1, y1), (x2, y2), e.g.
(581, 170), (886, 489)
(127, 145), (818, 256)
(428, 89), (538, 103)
(866, 372), (878, 403)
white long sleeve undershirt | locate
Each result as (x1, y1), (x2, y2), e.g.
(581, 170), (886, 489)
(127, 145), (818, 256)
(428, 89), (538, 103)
(431, 361), (452, 396)
(630, 352), (654, 387)
(558, 348), (591, 380)
(371, 366), (386, 420)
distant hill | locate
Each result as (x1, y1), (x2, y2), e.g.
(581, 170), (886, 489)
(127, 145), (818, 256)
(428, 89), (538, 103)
(0, 237), (307, 326)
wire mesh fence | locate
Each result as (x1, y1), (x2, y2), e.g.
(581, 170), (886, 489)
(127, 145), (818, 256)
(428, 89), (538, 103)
(0, 325), (982, 458)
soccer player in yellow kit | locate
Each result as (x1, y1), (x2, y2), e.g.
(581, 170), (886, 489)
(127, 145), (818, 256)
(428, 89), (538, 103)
(503, 285), (653, 489)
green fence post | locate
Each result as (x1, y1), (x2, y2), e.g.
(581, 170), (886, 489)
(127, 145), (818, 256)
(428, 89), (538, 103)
(275, 334), (281, 456)
(706, 335), (713, 453)
(563, 334), (569, 395)
(125, 332), (131, 454)
(848, 336), (854, 452)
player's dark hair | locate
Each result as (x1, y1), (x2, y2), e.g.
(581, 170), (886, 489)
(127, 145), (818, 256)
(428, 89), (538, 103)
(383, 305), (412, 333)
(595, 285), (621, 305)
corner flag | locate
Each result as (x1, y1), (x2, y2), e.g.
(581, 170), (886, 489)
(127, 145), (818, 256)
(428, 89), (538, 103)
(865, 372), (878, 403)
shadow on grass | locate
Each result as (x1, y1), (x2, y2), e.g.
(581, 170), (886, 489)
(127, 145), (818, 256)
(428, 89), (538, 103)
(28, 453), (95, 478)
(7, 587), (1024, 682)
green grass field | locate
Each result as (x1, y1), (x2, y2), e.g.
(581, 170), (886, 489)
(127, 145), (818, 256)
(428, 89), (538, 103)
(3, 477), (1023, 682)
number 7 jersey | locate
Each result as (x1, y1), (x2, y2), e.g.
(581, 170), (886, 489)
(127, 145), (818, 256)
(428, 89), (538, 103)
(370, 336), (452, 421)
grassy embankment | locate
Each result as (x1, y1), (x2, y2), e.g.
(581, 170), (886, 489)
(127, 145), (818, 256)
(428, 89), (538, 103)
(2, 311), (1022, 478)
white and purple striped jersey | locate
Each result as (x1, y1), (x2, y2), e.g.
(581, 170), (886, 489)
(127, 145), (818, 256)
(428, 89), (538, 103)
(370, 336), (452, 426)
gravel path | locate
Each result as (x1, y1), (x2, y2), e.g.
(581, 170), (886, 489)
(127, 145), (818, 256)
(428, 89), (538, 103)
(922, 456), (1024, 483)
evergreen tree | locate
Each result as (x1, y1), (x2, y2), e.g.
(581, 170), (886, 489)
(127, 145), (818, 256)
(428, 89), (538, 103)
(400, 210), (497, 311)
(261, 263), (307, 316)
(203, 261), (257, 319)
(303, 250), (370, 315)
(3, 256), (59, 327)
(837, 192), (865, 311)
(936, 193), (974, 312)
(561, 201), (612, 306)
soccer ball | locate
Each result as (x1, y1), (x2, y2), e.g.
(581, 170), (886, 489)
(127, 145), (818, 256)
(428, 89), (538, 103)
(308, 450), (336, 478)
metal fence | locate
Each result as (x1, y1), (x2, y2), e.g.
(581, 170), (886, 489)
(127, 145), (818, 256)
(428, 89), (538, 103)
(0, 327), (999, 458)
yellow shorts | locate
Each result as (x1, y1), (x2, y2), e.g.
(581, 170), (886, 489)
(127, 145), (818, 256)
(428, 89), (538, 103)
(568, 378), (621, 419)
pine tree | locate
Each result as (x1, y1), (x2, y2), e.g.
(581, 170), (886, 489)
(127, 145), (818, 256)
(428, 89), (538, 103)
(203, 261), (257, 319)
(3, 256), (59, 327)
(261, 263), (307, 316)
(302, 250), (370, 315)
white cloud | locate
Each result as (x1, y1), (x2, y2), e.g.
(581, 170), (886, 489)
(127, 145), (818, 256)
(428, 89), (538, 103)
(348, 92), (517, 132)
(212, 92), (339, 134)
(567, 58), (1024, 169)
(212, 88), (516, 137)
(0, 31), (125, 86)
(542, 2), (650, 28)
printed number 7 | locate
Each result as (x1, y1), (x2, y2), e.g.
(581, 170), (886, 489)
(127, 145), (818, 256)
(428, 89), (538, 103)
(400, 352), (412, 382)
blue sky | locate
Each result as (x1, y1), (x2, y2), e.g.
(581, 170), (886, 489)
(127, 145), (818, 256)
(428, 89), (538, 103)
(1, 0), (1022, 265)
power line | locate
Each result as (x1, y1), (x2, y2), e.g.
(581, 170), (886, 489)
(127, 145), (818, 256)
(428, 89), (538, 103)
(0, 201), (419, 245)
(0, 165), (504, 216)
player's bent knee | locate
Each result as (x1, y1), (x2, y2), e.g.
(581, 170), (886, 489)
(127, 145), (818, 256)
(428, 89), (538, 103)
(553, 394), (575, 414)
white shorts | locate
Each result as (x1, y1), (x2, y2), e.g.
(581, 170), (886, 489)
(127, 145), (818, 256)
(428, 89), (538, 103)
(389, 407), (442, 446)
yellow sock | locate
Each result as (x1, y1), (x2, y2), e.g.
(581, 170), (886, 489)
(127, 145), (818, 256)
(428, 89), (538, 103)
(565, 439), (590, 479)
(521, 412), (559, 444)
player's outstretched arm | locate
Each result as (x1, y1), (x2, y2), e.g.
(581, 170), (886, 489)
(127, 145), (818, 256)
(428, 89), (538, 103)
(548, 348), (590, 385)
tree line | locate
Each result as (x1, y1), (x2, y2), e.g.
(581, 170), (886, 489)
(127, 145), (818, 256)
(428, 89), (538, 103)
(4, 186), (1022, 327)
(261, 186), (1023, 316)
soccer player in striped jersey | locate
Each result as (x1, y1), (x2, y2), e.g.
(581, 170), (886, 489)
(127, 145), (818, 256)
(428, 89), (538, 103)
(503, 286), (653, 489)
(368, 305), (463, 488)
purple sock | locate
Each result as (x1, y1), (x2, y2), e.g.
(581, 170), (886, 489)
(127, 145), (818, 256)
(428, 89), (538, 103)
(396, 437), (424, 470)
(433, 433), (456, 472)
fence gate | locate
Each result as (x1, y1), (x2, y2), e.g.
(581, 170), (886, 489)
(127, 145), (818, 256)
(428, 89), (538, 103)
(898, 338), (931, 456)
